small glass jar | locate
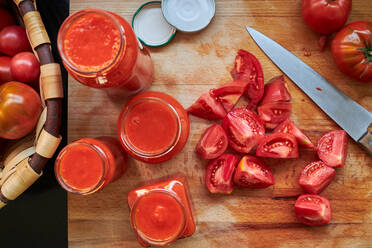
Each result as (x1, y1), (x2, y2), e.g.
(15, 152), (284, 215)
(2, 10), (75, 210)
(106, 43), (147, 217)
(127, 175), (195, 247)
(117, 91), (189, 164)
(55, 137), (128, 194)
(57, 9), (154, 97)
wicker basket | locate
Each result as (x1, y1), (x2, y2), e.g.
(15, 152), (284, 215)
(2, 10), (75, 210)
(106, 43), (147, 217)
(0, 0), (63, 209)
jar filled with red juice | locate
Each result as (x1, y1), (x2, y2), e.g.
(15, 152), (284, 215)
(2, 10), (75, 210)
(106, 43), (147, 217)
(55, 137), (128, 194)
(57, 9), (154, 97)
(127, 174), (196, 246)
(117, 91), (190, 164)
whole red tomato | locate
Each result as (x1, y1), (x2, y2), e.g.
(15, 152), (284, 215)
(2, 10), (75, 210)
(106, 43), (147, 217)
(0, 7), (15, 31)
(11, 52), (40, 83)
(0, 81), (42, 139)
(331, 21), (372, 83)
(0, 25), (32, 56)
(302, 0), (352, 34)
(0, 56), (12, 83)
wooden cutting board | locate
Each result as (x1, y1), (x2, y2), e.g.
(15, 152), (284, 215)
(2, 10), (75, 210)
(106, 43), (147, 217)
(68, 1), (372, 247)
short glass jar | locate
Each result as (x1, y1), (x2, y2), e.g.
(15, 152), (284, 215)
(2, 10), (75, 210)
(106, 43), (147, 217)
(57, 8), (154, 97)
(55, 137), (128, 194)
(117, 91), (189, 164)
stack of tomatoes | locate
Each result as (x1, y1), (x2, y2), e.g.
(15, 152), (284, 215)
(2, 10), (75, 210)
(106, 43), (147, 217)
(0, 5), (42, 140)
(188, 49), (348, 227)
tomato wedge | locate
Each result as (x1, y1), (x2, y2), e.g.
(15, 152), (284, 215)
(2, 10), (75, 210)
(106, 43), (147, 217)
(205, 153), (239, 194)
(222, 108), (265, 153)
(257, 101), (292, 129)
(230, 49), (264, 109)
(210, 80), (248, 112)
(187, 93), (227, 120)
(299, 161), (336, 194)
(260, 75), (291, 105)
(196, 124), (228, 159)
(233, 155), (274, 188)
(294, 194), (332, 226)
(317, 130), (348, 167)
(256, 133), (299, 158)
(274, 119), (315, 149)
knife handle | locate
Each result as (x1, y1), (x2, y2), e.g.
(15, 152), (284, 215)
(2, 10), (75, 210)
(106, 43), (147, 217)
(359, 130), (372, 157)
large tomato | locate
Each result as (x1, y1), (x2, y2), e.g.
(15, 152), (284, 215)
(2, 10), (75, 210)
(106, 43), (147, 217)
(0, 81), (42, 139)
(302, 0), (352, 35)
(331, 21), (372, 83)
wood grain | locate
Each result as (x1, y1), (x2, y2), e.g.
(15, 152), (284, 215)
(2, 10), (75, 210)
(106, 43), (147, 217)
(68, 1), (372, 247)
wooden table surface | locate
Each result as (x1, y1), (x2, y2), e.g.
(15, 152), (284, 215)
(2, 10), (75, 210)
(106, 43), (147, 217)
(68, 1), (372, 247)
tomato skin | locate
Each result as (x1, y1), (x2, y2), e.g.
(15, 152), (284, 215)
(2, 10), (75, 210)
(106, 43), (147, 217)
(187, 93), (227, 120)
(10, 52), (40, 83)
(0, 25), (32, 56)
(205, 153), (239, 194)
(196, 124), (228, 159)
(331, 21), (372, 83)
(260, 76), (291, 105)
(256, 133), (299, 158)
(0, 7), (16, 32)
(0, 56), (12, 84)
(0, 81), (42, 139)
(231, 50), (264, 109)
(302, 0), (351, 35)
(294, 194), (332, 226)
(233, 155), (274, 188)
(274, 118), (315, 149)
(210, 80), (248, 112)
(222, 108), (265, 154)
(299, 161), (336, 194)
(257, 101), (292, 129)
(317, 130), (348, 167)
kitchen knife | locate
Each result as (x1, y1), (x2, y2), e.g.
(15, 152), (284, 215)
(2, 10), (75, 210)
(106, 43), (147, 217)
(246, 26), (372, 156)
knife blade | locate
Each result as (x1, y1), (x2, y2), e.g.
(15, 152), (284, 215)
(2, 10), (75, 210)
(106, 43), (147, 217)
(246, 26), (372, 156)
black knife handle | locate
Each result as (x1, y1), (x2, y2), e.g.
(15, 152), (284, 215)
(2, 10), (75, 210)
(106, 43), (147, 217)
(359, 130), (372, 157)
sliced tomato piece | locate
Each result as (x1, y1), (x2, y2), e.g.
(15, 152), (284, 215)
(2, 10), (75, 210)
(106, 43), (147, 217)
(317, 130), (348, 167)
(230, 49), (264, 109)
(257, 101), (292, 129)
(210, 80), (248, 112)
(274, 119), (315, 149)
(299, 161), (336, 194)
(256, 133), (299, 158)
(260, 75), (291, 104)
(222, 108), (265, 153)
(233, 155), (274, 188)
(205, 153), (239, 194)
(187, 93), (227, 120)
(196, 124), (228, 159)
(294, 194), (332, 226)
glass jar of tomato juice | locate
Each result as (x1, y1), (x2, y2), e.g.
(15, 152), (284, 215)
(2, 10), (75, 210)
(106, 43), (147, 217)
(57, 9), (154, 97)
(55, 137), (128, 194)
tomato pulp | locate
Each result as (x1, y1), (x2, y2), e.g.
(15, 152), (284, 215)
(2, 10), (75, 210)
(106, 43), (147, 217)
(58, 9), (154, 96)
(55, 137), (128, 194)
(118, 91), (189, 164)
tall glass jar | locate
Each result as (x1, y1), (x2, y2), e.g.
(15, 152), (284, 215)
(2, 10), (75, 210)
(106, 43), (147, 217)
(57, 9), (154, 97)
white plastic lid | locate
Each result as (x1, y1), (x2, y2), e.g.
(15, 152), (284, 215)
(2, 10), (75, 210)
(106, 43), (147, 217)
(162, 0), (216, 32)
(132, 1), (176, 47)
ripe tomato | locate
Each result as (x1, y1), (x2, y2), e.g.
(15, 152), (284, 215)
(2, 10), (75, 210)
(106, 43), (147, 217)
(187, 93), (226, 120)
(256, 133), (299, 158)
(222, 108), (265, 153)
(331, 21), (372, 83)
(0, 81), (42, 139)
(231, 49), (264, 109)
(257, 101), (292, 129)
(0, 25), (32, 56)
(196, 124), (228, 159)
(233, 155), (274, 188)
(210, 80), (248, 112)
(294, 194), (332, 226)
(0, 56), (12, 83)
(205, 153), (239, 194)
(299, 161), (336, 194)
(274, 118), (315, 148)
(10, 52), (40, 83)
(260, 75), (291, 105)
(302, 0), (351, 35)
(0, 7), (15, 31)
(317, 130), (348, 167)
